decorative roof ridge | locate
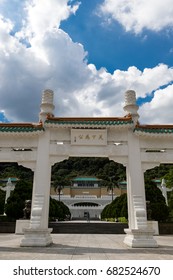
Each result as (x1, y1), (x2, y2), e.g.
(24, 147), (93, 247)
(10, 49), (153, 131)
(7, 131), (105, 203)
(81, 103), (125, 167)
(134, 123), (173, 136)
(0, 122), (43, 128)
(46, 115), (132, 122)
(135, 124), (173, 129)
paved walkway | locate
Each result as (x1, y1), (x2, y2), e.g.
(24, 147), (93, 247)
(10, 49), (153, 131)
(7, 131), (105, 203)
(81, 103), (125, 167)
(0, 233), (173, 260)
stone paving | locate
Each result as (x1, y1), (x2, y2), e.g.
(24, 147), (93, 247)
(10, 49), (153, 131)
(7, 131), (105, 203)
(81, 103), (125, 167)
(0, 233), (173, 260)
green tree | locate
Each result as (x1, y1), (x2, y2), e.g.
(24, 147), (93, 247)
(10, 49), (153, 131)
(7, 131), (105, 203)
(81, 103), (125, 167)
(5, 180), (32, 219)
(145, 178), (169, 222)
(0, 162), (33, 181)
(49, 197), (70, 221)
(101, 193), (127, 220)
(106, 176), (118, 202)
(52, 176), (69, 201)
(164, 167), (173, 188)
(51, 157), (126, 183)
(0, 189), (5, 214)
(101, 180), (169, 222)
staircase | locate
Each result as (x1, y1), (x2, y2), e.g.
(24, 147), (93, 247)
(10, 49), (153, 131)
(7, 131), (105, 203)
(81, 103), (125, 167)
(49, 221), (128, 234)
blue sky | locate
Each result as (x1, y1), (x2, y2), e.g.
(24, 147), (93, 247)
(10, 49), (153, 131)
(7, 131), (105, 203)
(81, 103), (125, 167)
(61, 1), (173, 72)
(1, 0), (173, 124)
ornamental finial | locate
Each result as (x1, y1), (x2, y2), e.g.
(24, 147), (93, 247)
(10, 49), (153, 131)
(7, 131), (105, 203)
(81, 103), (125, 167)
(39, 89), (55, 123)
(123, 90), (139, 125)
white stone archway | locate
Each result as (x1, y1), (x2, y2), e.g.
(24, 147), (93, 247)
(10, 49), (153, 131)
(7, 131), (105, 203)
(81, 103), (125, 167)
(1, 89), (173, 248)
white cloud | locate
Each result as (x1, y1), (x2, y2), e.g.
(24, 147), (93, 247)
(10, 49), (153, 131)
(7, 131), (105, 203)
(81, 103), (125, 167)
(0, 1), (173, 125)
(140, 85), (173, 124)
(0, 15), (22, 55)
(18, 0), (80, 40)
(1, 17), (173, 123)
(100, 0), (173, 33)
(112, 64), (173, 98)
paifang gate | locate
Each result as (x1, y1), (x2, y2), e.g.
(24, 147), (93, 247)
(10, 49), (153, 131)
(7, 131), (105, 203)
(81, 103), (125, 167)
(1, 89), (173, 248)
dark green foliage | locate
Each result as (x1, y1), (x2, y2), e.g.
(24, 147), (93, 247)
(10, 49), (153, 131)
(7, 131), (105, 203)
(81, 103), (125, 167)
(144, 164), (173, 181)
(164, 167), (173, 188)
(0, 189), (5, 214)
(52, 157), (126, 185)
(168, 192), (173, 219)
(4, 179), (70, 221)
(0, 163), (33, 218)
(101, 193), (128, 220)
(145, 179), (166, 203)
(101, 204), (110, 219)
(1, 161), (173, 222)
(149, 202), (169, 222)
(101, 180), (169, 222)
(4, 180), (32, 219)
(52, 176), (70, 201)
(0, 162), (33, 182)
(49, 197), (70, 221)
(145, 178), (169, 222)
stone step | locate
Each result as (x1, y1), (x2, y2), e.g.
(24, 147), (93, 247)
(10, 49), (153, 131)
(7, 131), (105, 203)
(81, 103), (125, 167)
(49, 222), (128, 234)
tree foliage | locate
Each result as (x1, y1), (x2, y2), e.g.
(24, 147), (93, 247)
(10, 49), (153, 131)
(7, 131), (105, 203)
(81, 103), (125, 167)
(101, 193), (128, 220)
(0, 162), (33, 182)
(145, 178), (169, 222)
(0, 189), (5, 214)
(49, 197), (70, 221)
(101, 179), (169, 222)
(51, 157), (126, 186)
(4, 180), (33, 219)
(3, 179), (70, 221)
(164, 167), (173, 188)
(1, 160), (173, 221)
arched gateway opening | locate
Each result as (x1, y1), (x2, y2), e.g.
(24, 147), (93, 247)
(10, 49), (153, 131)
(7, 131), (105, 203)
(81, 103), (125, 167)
(1, 89), (173, 248)
(50, 157), (126, 221)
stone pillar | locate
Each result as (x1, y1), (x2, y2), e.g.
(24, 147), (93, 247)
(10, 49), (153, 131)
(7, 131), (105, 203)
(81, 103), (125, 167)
(20, 130), (52, 246)
(124, 130), (158, 247)
(123, 90), (158, 247)
(20, 90), (55, 247)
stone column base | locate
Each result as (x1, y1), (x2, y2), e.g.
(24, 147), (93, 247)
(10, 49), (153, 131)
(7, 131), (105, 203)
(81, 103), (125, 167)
(20, 228), (53, 247)
(15, 220), (30, 234)
(147, 221), (159, 235)
(124, 228), (158, 248)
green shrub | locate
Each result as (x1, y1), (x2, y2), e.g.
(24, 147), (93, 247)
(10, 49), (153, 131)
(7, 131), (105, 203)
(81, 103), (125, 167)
(101, 180), (169, 222)
(49, 197), (71, 221)
(118, 217), (128, 223)
(150, 202), (169, 222)
(101, 193), (127, 220)
(5, 180), (32, 219)
(0, 189), (5, 214)
(4, 179), (71, 221)
(145, 179), (169, 222)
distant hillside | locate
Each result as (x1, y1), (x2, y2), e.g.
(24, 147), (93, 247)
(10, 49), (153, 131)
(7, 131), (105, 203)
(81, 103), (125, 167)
(0, 159), (173, 187)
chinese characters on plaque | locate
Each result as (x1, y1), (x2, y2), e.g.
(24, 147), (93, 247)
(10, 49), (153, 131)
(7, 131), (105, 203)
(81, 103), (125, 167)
(71, 129), (107, 145)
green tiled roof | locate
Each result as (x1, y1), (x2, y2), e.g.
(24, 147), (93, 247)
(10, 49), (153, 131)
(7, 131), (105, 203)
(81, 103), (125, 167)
(135, 126), (173, 134)
(152, 179), (161, 183)
(0, 123), (44, 133)
(0, 177), (19, 183)
(118, 181), (127, 185)
(45, 117), (133, 126)
(72, 177), (101, 182)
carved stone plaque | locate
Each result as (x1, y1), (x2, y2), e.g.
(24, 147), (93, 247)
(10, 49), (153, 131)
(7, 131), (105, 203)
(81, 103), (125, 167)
(71, 129), (107, 146)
